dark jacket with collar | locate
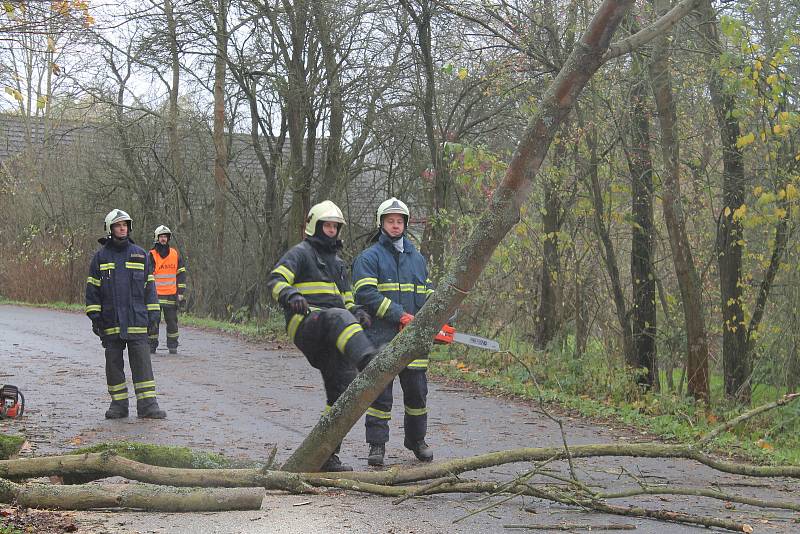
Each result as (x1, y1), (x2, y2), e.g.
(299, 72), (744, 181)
(85, 237), (160, 339)
(352, 232), (433, 346)
(267, 236), (357, 325)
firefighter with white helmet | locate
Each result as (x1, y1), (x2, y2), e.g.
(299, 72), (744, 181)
(148, 224), (187, 355)
(352, 197), (435, 466)
(85, 209), (166, 419)
(266, 200), (375, 472)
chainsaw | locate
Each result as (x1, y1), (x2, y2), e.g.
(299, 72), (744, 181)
(434, 324), (501, 351)
(0, 385), (24, 419)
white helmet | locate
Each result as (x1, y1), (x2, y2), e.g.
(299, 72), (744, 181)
(376, 197), (409, 228)
(305, 200), (346, 236)
(154, 225), (172, 241)
(104, 209), (132, 235)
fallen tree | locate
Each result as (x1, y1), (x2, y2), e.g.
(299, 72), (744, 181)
(1, 441), (797, 530)
(4, 393), (798, 530)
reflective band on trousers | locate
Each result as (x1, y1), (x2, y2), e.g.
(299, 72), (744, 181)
(405, 406), (428, 416)
(366, 407), (392, 419)
(335, 323), (363, 354)
(287, 313), (304, 341)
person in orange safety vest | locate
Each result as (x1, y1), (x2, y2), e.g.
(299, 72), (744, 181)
(148, 225), (187, 355)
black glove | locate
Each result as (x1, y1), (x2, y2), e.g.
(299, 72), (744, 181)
(354, 308), (371, 329)
(286, 294), (309, 315)
(91, 319), (102, 337)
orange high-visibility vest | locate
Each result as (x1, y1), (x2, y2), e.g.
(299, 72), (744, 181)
(151, 248), (179, 296)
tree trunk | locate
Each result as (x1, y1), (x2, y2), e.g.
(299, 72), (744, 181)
(402, 0), (448, 276)
(286, 0), (312, 242)
(585, 128), (634, 366)
(165, 0), (189, 230)
(535, 140), (565, 349)
(282, 0), (637, 473)
(695, 1), (749, 403)
(626, 53), (658, 388)
(574, 255), (589, 359)
(648, 0), (709, 402)
(312, 1), (345, 204)
(212, 0), (229, 260)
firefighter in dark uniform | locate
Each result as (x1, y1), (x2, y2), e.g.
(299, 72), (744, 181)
(148, 225), (187, 355)
(267, 200), (375, 472)
(85, 209), (166, 420)
(352, 198), (434, 466)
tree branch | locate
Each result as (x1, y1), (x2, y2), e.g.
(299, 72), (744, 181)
(604, 0), (704, 61)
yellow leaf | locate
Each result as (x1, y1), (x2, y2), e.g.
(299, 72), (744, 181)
(47, 36), (56, 53)
(4, 87), (23, 101)
(36, 95), (47, 110)
(753, 59), (762, 71)
(457, 67), (468, 80)
(736, 132), (755, 148)
(773, 124), (783, 135)
(723, 206), (731, 217)
(786, 183), (798, 200)
(732, 204), (747, 221)
(456, 362), (466, 369)
(756, 438), (773, 450)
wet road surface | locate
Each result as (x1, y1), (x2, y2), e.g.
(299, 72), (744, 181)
(2, 305), (798, 532)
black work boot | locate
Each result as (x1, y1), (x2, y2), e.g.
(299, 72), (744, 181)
(137, 401), (166, 419)
(320, 453), (353, 472)
(367, 443), (385, 467)
(168, 347), (178, 355)
(404, 438), (433, 462)
(105, 401), (129, 419)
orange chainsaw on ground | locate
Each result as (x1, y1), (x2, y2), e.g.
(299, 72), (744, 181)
(0, 385), (24, 419)
(434, 324), (501, 351)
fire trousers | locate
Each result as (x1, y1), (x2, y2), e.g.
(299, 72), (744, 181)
(149, 295), (179, 350)
(103, 337), (159, 410)
(365, 367), (428, 445)
(292, 308), (375, 409)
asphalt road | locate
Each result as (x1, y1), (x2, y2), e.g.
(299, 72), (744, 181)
(1, 304), (798, 533)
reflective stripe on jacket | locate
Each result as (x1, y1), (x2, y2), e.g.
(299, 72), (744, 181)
(85, 238), (160, 339)
(266, 237), (357, 328)
(352, 232), (433, 347)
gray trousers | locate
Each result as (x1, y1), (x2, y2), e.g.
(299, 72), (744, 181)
(149, 297), (179, 350)
(104, 337), (158, 410)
